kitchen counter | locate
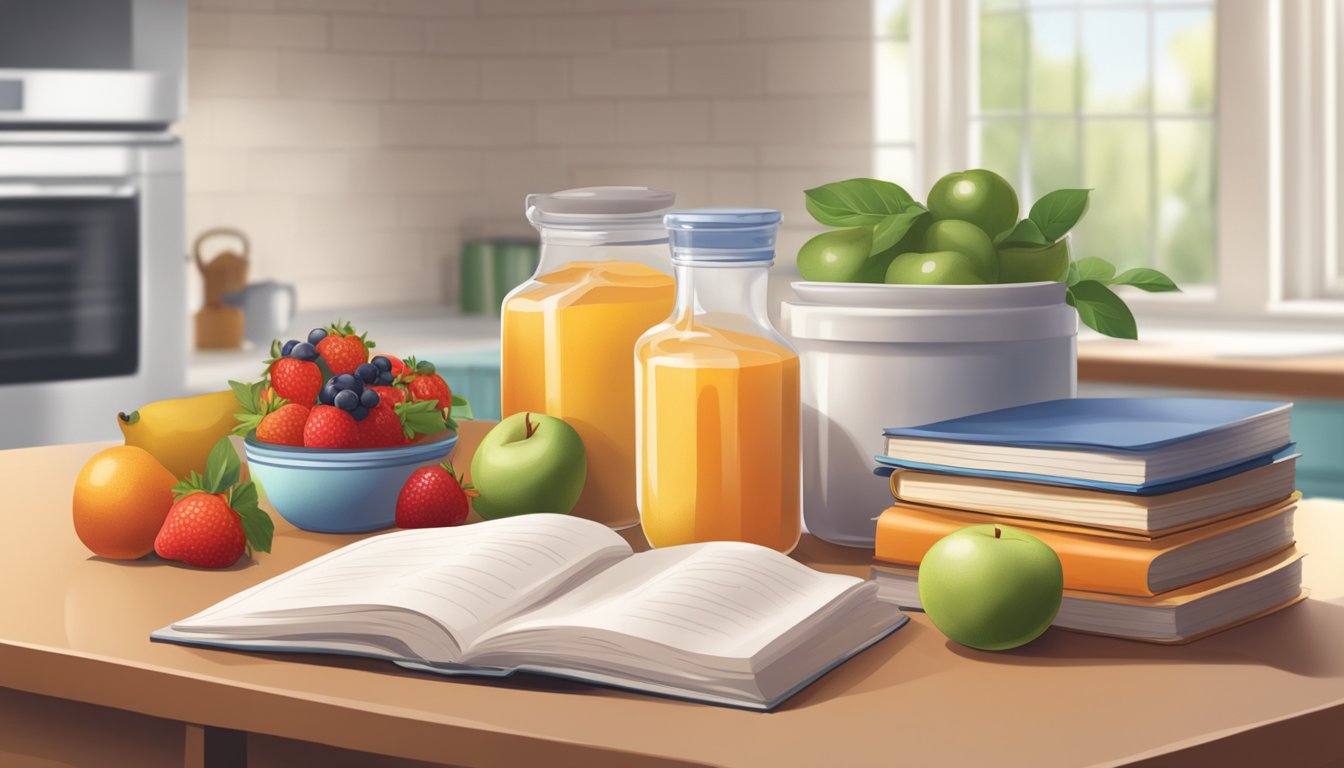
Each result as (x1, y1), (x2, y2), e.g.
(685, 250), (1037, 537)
(187, 305), (501, 395)
(4, 432), (1344, 767)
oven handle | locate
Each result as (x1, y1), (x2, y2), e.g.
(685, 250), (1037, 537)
(0, 183), (138, 198)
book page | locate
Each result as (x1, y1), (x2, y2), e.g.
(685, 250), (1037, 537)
(477, 542), (863, 660)
(171, 514), (632, 654)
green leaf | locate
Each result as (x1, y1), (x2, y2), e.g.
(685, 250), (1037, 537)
(870, 207), (929, 255)
(1067, 280), (1138, 339)
(1028, 189), (1091, 241)
(230, 480), (274, 555)
(1066, 261), (1081, 286)
(450, 394), (474, 421)
(203, 437), (241, 494)
(804, 178), (919, 227)
(229, 379), (258, 411)
(996, 219), (1050, 248)
(1111, 267), (1181, 292)
(1072, 256), (1117, 284)
(394, 399), (448, 441)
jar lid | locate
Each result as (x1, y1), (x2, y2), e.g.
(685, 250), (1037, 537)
(527, 186), (675, 217)
(664, 208), (782, 263)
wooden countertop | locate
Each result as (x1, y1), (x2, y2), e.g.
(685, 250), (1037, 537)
(3, 426), (1344, 767)
(1078, 339), (1344, 399)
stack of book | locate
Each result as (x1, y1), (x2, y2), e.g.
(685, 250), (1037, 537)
(869, 398), (1306, 644)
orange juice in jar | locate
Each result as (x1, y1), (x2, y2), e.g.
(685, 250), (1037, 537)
(501, 187), (676, 530)
(635, 209), (801, 553)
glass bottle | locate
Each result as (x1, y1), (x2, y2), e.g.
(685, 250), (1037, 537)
(635, 209), (801, 553)
(500, 186), (676, 530)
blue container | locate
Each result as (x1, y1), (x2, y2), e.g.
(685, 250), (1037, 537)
(244, 432), (459, 533)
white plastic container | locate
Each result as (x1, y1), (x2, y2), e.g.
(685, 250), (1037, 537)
(780, 280), (1078, 548)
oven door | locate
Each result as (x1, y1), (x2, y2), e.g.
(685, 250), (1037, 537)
(0, 183), (140, 385)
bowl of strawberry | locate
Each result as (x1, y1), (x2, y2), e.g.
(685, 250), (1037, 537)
(230, 323), (469, 533)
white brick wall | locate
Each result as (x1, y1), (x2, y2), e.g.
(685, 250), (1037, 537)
(183, 0), (875, 310)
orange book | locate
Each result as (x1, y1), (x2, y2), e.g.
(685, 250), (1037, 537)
(874, 495), (1297, 596)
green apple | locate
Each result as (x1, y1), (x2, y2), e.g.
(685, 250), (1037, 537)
(885, 251), (988, 285)
(918, 525), (1063, 651)
(797, 227), (873, 282)
(470, 412), (587, 519)
(923, 219), (999, 282)
(927, 169), (1019, 240)
(854, 247), (900, 283)
(998, 237), (1071, 283)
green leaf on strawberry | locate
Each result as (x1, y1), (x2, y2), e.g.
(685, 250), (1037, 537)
(227, 480), (273, 555)
(450, 394), (474, 421)
(395, 399), (449, 440)
(231, 379), (290, 437)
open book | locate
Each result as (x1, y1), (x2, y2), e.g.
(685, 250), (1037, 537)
(152, 514), (907, 710)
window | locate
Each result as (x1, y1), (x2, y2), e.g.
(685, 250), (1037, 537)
(890, 1), (1344, 321)
(972, 1), (1216, 287)
(874, 0), (919, 190)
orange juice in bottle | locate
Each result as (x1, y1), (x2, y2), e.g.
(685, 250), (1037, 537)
(501, 187), (676, 529)
(635, 209), (801, 552)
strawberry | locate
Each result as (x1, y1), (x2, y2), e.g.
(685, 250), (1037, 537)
(155, 438), (274, 568)
(396, 462), (473, 528)
(402, 357), (452, 408)
(303, 405), (358, 448)
(381, 354), (408, 378)
(258, 403), (309, 446)
(231, 380), (308, 446)
(356, 399), (447, 449)
(315, 320), (374, 376)
(262, 338), (323, 406)
(372, 384), (407, 406)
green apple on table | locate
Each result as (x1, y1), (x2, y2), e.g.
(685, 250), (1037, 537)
(918, 524), (1063, 651)
(470, 412), (587, 519)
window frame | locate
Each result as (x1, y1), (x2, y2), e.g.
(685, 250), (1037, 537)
(910, 0), (1344, 327)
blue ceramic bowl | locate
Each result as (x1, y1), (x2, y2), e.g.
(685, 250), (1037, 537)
(243, 432), (459, 533)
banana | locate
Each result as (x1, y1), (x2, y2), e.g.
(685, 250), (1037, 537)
(118, 390), (239, 481)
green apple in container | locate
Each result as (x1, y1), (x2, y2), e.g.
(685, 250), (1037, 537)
(796, 173), (1185, 339)
(918, 525), (1063, 651)
(470, 412), (587, 519)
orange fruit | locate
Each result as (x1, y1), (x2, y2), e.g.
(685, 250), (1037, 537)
(72, 445), (177, 560)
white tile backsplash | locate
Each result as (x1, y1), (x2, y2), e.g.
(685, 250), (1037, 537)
(182, 0), (867, 310)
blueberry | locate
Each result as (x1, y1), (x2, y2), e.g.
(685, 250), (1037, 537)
(355, 363), (379, 384)
(376, 372), (394, 386)
(334, 389), (359, 410)
(319, 383), (337, 405)
(308, 328), (328, 345)
(281, 339), (299, 357)
(290, 341), (318, 361)
(360, 388), (380, 409)
(371, 355), (392, 372)
(335, 374), (358, 391)
(351, 405), (369, 421)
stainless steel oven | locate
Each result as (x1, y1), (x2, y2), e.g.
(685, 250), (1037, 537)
(0, 0), (186, 449)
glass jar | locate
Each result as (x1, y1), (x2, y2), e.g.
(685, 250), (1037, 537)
(500, 186), (676, 530)
(635, 209), (801, 553)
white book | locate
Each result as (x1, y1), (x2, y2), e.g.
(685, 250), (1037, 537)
(889, 456), (1298, 534)
(152, 514), (907, 710)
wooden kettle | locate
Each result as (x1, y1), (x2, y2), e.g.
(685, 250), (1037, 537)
(194, 228), (251, 350)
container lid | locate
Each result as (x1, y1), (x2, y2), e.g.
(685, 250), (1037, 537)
(664, 208), (781, 263)
(782, 281), (1077, 343)
(527, 186), (675, 217)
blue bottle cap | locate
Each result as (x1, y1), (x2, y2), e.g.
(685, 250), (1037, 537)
(664, 208), (782, 263)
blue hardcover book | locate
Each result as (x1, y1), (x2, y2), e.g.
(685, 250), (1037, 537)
(879, 398), (1292, 488)
(874, 445), (1298, 496)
